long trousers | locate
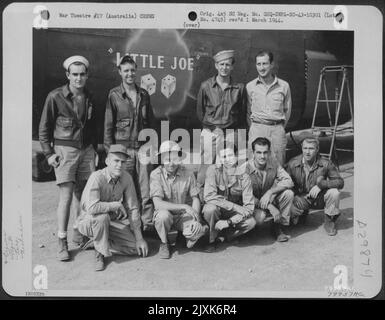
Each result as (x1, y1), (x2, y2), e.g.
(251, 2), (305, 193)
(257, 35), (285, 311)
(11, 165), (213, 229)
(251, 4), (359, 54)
(290, 188), (341, 217)
(77, 213), (137, 257)
(153, 209), (206, 244)
(202, 203), (256, 243)
(125, 148), (154, 229)
(254, 190), (294, 226)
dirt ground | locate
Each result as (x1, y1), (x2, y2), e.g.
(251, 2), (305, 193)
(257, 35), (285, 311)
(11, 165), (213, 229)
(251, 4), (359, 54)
(32, 132), (354, 295)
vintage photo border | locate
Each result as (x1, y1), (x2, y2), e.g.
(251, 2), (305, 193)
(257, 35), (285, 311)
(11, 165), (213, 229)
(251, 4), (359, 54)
(1, 2), (383, 299)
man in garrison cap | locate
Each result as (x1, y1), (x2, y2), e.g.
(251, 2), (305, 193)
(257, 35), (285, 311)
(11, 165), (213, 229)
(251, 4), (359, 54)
(39, 55), (99, 261)
(196, 49), (247, 196)
(76, 144), (148, 271)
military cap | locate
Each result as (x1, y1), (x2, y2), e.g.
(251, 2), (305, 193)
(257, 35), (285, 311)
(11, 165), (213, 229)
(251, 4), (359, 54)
(108, 144), (129, 157)
(213, 50), (235, 63)
(63, 55), (89, 70)
(157, 140), (187, 158)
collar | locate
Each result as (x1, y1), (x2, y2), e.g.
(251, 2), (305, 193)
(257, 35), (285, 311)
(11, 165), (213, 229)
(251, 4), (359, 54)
(247, 158), (274, 174)
(210, 75), (239, 89)
(62, 84), (90, 99)
(216, 163), (244, 175)
(299, 155), (324, 169)
(161, 166), (182, 179)
(119, 83), (140, 98)
(256, 75), (278, 87)
(103, 167), (121, 184)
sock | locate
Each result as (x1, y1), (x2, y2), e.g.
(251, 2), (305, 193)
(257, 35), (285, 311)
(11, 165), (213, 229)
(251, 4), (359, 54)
(58, 231), (67, 239)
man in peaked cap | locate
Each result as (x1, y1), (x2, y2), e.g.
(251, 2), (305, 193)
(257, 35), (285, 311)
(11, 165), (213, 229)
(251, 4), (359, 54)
(39, 55), (99, 261)
(285, 133), (344, 236)
(76, 144), (148, 271)
(150, 140), (208, 259)
(104, 54), (155, 233)
(196, 49), (247, 198)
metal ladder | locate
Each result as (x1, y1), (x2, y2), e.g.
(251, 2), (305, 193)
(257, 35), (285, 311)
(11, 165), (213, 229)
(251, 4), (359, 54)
(311, 65), (354, 163)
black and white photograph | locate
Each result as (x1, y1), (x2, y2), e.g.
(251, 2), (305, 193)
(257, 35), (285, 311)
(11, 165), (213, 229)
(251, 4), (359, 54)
(2, 3), (383, 299)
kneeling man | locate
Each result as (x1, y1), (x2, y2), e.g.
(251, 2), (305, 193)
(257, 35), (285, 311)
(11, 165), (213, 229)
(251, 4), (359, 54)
(76, 144), (148, 271)
(285, 134), (344, 236)
(245, 137), (294, 242)
(150, 141), (208, 259)
(203, 142), (256, 252)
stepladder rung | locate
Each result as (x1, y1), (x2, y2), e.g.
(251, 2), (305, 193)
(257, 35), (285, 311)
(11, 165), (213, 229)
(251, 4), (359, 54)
(312, 127), (336, 132)
(335, 148), (354, 153)
(312, 125), (353, 133)
(316, 99), (340, 103)
(319, 153), (332, 159)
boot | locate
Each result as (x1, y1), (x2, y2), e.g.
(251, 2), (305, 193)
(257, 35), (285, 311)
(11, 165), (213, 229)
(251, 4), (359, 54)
(94, 250), (105, 271)
(187, 225), (209, 249)
(58, 238), (70, 261)
(72, 227), (86, 246)
(159, 243), (171, 259)
(203, 241), (217, 253)
(298, 210), (309, 225)
(324, 214), (337, 236)
(272, 223), (290, 242)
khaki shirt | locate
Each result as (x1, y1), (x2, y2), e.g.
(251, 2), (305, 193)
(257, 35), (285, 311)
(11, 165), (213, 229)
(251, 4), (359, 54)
(150, 166), (200, 205)
(79, 168), (141, 231)
(197, 76), (247, 130)
(203, 164), (255, 216)
(244, 159), (294, 200)
(246, 76), (291, 126)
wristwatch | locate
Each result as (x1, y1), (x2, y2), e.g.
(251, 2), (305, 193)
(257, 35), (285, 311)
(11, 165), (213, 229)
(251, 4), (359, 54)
(227, 219), (233, 227)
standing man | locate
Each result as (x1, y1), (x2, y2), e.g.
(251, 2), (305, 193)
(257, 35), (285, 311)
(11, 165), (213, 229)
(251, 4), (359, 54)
(246, 50), (292, 165)
(285, 134), (344, 236)
(104, 55), (154, 232)
(196, 50), (247, 189)
(39, 55), (98, 261)
(76, 145), (148, 271)
(245, 137), (294, 242)
(150, 141), (208, 259)
(202, 143), (256, 252)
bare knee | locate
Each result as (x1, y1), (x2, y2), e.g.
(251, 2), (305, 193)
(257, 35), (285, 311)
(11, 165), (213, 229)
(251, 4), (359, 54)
(58, 182), (74, 204)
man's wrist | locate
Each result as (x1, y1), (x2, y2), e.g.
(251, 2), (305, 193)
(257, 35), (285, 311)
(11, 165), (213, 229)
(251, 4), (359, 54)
(134, 228), (144, 241)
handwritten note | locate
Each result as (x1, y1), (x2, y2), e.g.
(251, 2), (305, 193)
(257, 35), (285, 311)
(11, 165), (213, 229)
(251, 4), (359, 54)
(2, 215), (25, 264)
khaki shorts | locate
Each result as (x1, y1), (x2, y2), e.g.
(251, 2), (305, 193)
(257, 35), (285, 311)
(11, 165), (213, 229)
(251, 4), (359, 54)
(54, 145), (96, 185)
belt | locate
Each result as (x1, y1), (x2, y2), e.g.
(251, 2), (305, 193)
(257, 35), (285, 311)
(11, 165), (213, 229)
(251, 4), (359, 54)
(203, 124), (238, 132)
(253, 120), (284, 126)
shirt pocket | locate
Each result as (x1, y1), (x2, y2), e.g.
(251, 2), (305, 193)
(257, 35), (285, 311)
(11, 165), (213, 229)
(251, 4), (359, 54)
(270, 92), (285, 112)
(54, 116), (74, 140)
(230, 182), (243, 197)
(204, 103), (217, 119)
(115, 118), (132, 140)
